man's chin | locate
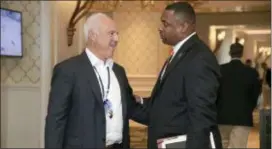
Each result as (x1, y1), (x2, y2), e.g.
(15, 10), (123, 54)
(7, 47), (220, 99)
(161, 38), (168, 44)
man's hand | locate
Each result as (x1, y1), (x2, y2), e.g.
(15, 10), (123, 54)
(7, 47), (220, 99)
(134, 94), (143, 104)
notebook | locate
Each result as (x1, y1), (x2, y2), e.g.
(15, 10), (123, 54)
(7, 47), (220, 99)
(157, 132), (216, 148)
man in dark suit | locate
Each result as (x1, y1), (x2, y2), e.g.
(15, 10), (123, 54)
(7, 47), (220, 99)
(217, 41), (261, 148)
(134, 2), (222, 149)
(44, 13), (143, 149)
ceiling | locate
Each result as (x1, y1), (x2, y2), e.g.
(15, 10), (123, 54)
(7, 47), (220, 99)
(90, 0), (271, 12)
(194, 1), (270, 12)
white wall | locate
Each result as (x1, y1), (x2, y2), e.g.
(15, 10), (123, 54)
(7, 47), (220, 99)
(1, 85), (41, 147)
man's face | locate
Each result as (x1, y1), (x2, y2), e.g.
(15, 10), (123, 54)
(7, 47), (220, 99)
(159, 10), (182, 46)
(93, 18), (118, 59)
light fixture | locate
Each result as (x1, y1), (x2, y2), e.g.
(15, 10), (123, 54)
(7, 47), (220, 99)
(259, 46), (271, 56)
(217, 31), (226, 41)
(239, 38), (245, 45)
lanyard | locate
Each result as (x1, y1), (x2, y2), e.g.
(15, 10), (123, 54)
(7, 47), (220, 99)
(93, 66), (110, 100)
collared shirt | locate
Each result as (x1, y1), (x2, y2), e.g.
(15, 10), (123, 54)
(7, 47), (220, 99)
(160, 32), (196, 79)
(85, 48), (123, 146)
(171, 32), (196, 62)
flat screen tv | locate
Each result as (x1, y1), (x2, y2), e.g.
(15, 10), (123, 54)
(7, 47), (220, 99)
(0, 8), (23, 57)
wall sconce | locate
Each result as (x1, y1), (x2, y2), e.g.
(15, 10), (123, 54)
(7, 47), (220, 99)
(239, 38), (245, 45)
(217, 31), (226, 41)
(259, 47), (271, 56)
(67, 0), (94, 47)
(141, 0), (155, 9)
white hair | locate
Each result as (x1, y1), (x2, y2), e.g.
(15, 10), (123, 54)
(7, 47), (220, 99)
(83, 13), (109, 42)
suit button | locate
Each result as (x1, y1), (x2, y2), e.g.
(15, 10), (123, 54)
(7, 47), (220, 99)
(102, 137), (105, 142)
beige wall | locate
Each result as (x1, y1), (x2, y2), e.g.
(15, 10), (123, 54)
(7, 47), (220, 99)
(196, 11), (271, 48)
(51, 1), (85, 65)
(0, 1), (42, 148)
(1, 1), (41, 85)
(244, 34), (270, 61)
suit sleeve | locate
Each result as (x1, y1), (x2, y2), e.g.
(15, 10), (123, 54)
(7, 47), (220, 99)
(266, 69), (271, 87)
(121, 68), (150, 125)
(185, 56), (219, 148)
(45, 64), (74, 148)
(250, 70), (262, 110)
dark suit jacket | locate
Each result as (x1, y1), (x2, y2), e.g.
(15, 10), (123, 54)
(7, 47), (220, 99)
(44, 51), (142, 148)
(266, 68), (271, 87)
(217, 60), (261, 126)
(134, 34), (222, 149)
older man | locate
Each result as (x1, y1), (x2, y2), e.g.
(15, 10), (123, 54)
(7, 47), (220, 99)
(45, 13), (143, 148)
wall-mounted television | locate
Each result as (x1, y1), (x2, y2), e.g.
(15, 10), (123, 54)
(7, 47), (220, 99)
(0, 8), (23, 57)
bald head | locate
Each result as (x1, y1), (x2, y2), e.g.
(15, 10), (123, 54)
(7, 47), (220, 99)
(84, 13), (118, 61)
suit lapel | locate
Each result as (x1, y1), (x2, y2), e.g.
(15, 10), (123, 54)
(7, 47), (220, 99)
(80, 52), (104, 108)
(161, 34), (198, 84)
(150, 35), (199, 101)
(112, 65), (127, 120)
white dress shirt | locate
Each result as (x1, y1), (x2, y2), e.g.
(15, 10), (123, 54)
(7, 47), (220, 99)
(85, 48), (123, 146)
(171, 32), (196, 61)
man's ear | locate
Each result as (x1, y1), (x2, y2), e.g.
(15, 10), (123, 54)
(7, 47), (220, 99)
(89, 30), (97, 42)
(180, 22), (189, 33)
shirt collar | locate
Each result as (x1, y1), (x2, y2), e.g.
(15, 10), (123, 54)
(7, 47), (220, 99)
(231, 58), (241, 61)
(172, 32), (196, 56)
(85, 48), (114, 69)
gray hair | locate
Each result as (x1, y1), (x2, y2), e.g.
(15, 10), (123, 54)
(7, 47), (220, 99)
(83, 13), (110, 42)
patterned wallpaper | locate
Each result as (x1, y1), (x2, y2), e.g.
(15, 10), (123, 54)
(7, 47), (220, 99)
(113, 11), (168, 75)
(1, 1), (41, 85)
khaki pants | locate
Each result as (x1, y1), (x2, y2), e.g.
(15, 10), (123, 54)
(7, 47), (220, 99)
(219, 125), (251, 148)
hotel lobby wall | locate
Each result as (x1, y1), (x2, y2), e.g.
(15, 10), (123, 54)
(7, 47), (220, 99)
(196, 11), (270, 50)
(0, 1), (43, 148)
(244, 34), (271, 66)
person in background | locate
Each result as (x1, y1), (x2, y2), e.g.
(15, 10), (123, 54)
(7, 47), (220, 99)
(266, 67), (271, 88)
(217, 41), (262, 148)
(245, 59), (253, 67)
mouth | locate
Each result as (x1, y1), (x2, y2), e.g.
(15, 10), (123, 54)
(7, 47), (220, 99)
(159, 32), (164, 40)
(109, 42), (118, 49)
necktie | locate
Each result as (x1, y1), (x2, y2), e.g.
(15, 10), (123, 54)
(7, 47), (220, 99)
(160, 49), (174, 79)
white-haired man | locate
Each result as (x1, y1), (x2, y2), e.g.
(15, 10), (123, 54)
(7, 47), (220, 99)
(45, 13), (145, 149)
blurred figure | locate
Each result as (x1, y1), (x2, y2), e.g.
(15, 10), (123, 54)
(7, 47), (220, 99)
(266, 68), (271, 88)
(245, 59), (253, 67)
(217, 41), (262, 148)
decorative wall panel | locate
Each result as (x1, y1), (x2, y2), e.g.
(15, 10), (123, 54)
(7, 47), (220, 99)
(1, 1), (41, 85)
(113, 11), (167, 75)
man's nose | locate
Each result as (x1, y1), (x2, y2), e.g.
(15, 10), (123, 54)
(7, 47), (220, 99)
(113, 33), (118, 41)
(158, 24), (163, 32)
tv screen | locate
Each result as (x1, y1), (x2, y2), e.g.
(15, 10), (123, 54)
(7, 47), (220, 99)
(0, 8), (23, 57)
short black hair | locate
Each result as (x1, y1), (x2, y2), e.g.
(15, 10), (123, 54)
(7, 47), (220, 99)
(245, 59), (252, 64)
(165, 2), (196, 24)
(229, 42), (244, 58)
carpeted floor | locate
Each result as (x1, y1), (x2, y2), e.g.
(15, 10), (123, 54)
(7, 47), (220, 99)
(129, 120), (260, 148)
